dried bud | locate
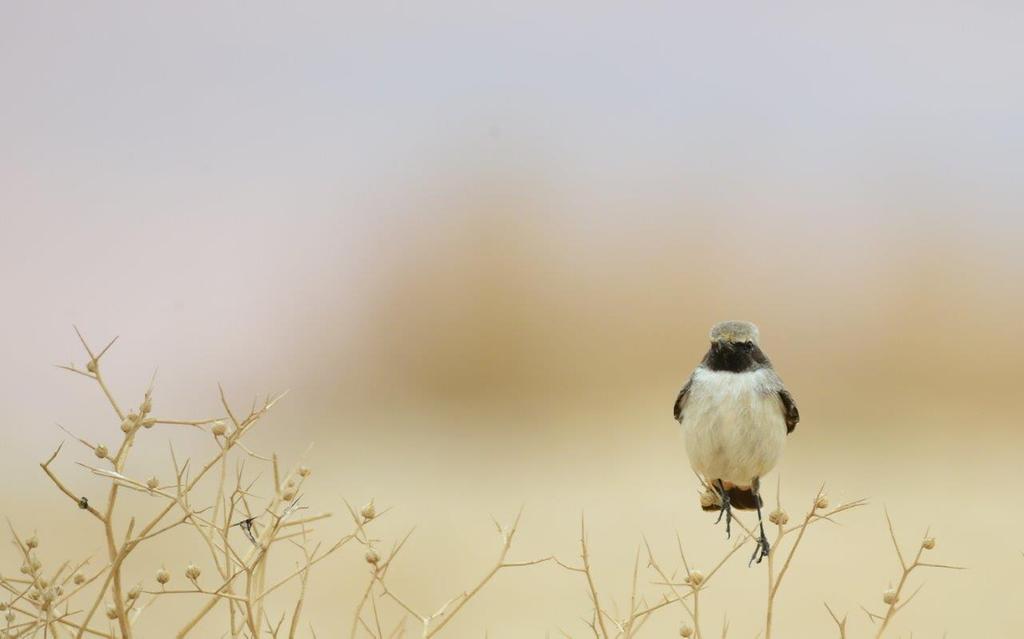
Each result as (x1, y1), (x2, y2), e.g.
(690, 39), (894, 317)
(699, 489), (719, 510)
(120, 417), (134, 433)
(105, 603), (118, 619)
(146, 476), (160, 490)
(4, 611), (14, 623)
(127, 585), (141, 600)
(94, 444), (108, 459)
(281, 487), (297, 501)
(156, 568), (170, 585)
(882, 588), (898, 605)
(768, 509), (789, 525)
(365, 550), (380, 565)
(814, 495), (829, 510)
(74, 572), (86, 585)
(141, 417), (156, 429)
(922, 537), (936, 550)
(26, 535), (38, 549)
(185, 563), (201, 581)
(360, 501), (377, 521)
(0, 602), (6, 611)
(36, 578), (48, 589)
(285, 478), (296, 488)
(41, 588), (55, 603)
(211, 421), (226, 436)
(684, 570), (705, 587)
(140, 397), (152, 415)
(298, 466), (311, 478)
(679, 623), (694, 637)
(86, 359), (97, 373)
(30, 558), (41, 573)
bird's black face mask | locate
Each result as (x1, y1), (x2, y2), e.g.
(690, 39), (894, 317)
(704, 340), (760, 372)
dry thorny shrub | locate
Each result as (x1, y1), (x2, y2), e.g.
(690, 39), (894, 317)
(0, 331), (962, 638)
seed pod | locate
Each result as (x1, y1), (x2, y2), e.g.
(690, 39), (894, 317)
(74, 572), (86, 585)
(140, 396), (152, 415)
(120, 417), (134, 433)
(360, 501), (377, 521)
(141, 417), (156, 429)
(156, 568), (170, 585)
(699, 489), (719, 510)
(281, 488), (296, 501)
(146, 476), (160, 490)
(684, 570), (705, 587)
(768, 509), (789, 525)
(365, 550), (380, 565)
(883, 588), (898, 605)
(5, 610), (15, 623)
(94, 444), (108, 459)
(679, 623), (694, 637)
(814, 495), (829, 510)
(26, 535), (39, 549)
(127, 585), (141, 600)
(211, 421), (227, 436)
(298, 466), (311, 478)
(185, 563), (201, 581)
(105, 604), (118, 619)
(922, 537), (936, 550)
(86, 359), (97, 373)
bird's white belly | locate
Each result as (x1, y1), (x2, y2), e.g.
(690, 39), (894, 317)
(680, 368), (786, 486)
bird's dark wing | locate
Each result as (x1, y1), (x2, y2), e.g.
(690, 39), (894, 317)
(673, 377), (693, 422)
(778, 389), (799, 434)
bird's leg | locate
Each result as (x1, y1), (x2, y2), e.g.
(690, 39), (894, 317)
(714, 478), (732, 539)
(749, 477), (770, 566)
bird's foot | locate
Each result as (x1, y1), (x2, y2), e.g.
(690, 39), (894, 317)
(749, 534), (770, 566)
(714, 501), (732, 539)
(712, 481), (732, 539)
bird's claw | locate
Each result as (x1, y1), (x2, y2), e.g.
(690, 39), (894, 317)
(749, 534), (770, 566)
(714, 500), (732, 539)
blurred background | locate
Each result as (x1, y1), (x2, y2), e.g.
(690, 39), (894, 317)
(2, 2), (1023, 637)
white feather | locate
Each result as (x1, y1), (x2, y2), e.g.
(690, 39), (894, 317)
(678, 367), (787, 486)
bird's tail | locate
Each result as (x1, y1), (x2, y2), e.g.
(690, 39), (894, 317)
(700, 484), (762, 511)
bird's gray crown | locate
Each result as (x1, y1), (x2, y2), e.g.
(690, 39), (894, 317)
(709, 320), (760, 344)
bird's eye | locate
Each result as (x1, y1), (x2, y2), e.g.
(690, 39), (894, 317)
(742, 341), (754, 350)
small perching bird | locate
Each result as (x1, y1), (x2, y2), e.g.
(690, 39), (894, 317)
(673, 320), (799, 564)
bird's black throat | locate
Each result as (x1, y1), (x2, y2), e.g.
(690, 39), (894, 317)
(702, 341), (770, 373)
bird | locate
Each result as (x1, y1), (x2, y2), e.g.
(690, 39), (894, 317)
(672, 320), (799, 565)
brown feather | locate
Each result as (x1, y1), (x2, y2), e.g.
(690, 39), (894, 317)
(699, 482), (762, 511)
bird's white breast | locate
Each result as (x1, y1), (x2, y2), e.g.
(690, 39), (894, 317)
(679, 367), (787, 486)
